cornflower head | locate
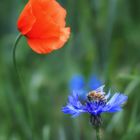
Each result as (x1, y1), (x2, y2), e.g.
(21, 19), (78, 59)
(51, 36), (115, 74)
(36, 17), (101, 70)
(62, 83), (128, 127)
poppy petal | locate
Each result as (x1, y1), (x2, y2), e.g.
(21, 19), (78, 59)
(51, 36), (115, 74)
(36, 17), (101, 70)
(17, 0), (70, 54)
(26, 0), (67, 39)
(30, 0), (66, 26)
(26, 15), (61, 39)
(17, 2), (36, 35)
(27, 27), (70, 54)
(40, 0), (67, 27)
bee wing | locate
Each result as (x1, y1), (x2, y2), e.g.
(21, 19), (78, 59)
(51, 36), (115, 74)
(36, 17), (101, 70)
(95, 85), (105, 95)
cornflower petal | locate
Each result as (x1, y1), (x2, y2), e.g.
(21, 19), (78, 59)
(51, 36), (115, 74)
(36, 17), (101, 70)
(69, 74), (85, 91)
(62, 92), (86, 117)
(105, 90), (111, 100)
(88, 75), (102, 90)
(107, 93), (128, 106)
(95, 85), (105, 95)
(102, 93), (128, 113)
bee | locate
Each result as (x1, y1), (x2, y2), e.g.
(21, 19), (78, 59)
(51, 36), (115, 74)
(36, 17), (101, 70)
(87, 90), (107, 103)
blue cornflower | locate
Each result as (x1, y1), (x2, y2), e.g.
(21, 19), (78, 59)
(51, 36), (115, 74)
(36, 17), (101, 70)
(62, 85), (128, 126)
(69, 74), (86, 100)
(69, 74), (102, 100)
(69, 74), (85, 91)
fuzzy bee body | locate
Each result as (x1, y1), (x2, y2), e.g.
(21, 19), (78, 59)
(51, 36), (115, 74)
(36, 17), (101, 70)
(87, 90), (107, 103)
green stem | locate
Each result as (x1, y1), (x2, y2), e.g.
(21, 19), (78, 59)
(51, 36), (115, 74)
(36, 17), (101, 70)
(95, 127), (100, 140)
(13, 34), (23, 79)
(12, 34), (33, 139)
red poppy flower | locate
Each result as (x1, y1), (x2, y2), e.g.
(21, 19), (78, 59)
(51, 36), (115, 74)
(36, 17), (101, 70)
(17, 0), (70, 54)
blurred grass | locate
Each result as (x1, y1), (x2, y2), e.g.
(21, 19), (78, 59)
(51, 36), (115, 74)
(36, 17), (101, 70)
(0, 0), (140, 139)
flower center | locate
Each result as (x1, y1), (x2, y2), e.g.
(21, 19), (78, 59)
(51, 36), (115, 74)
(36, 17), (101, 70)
(87, 90), (107, 104)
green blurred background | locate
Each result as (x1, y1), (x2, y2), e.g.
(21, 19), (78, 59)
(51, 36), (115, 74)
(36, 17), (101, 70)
(0, 0), (140, 139)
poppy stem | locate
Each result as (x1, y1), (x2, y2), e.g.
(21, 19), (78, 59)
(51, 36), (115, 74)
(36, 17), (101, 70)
(12, 34), (34, 139)
(95, 126), (100, 140)
(13, 33), (23, 79)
